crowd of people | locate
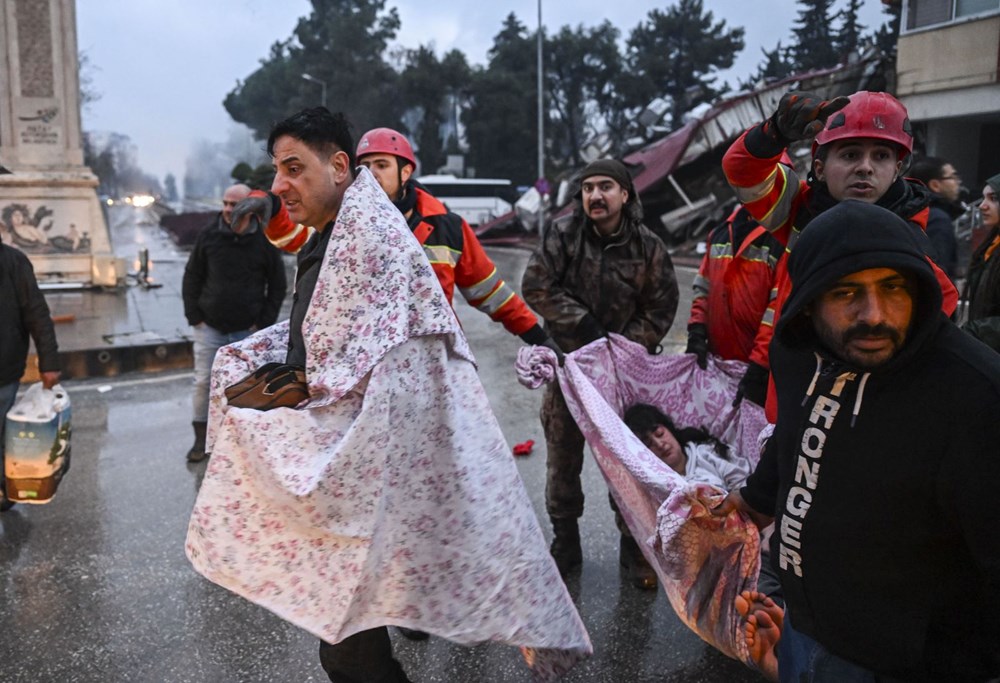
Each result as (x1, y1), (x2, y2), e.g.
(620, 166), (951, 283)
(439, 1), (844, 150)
(4, 84), (999, 683)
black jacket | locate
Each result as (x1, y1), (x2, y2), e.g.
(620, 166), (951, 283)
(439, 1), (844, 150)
(924, 195), (963, 281)
(182, 215), (287, 333)
(0, 242), (59, 384)
(742, 201), (1000, 680)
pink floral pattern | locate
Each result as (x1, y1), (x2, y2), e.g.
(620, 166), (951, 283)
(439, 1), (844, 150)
(520, 334), (769, 666)
(187, 169), (591, 680)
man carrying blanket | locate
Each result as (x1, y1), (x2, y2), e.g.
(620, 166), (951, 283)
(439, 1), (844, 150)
(186, 108), (590, 682)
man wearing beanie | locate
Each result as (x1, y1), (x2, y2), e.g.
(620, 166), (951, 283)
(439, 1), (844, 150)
(522, 158), (678, 588)
(716, 201), (1000, 681)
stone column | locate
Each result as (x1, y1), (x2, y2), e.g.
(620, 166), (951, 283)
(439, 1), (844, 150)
(0, 0), (116, 285)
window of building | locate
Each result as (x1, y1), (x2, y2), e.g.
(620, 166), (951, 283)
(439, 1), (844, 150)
(905, 0), (1000, 30)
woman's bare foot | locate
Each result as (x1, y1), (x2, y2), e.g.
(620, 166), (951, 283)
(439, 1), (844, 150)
(736, 590), (783, 681)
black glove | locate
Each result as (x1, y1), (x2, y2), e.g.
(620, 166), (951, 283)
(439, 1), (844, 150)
(231, 192), (280, 231)
(541, 337), (565, 366)
(733, 361), (769, 408)
(685, 323), (709, 370)
(764, 91), (851, 144)
(575, 314), (607, 346)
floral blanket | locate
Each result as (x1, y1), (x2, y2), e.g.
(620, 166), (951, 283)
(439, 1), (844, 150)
(186, 169), (591, 680)
(518, 335), (769, 666)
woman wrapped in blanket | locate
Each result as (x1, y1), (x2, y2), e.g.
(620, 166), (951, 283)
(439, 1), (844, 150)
(625, 403), (783, 680)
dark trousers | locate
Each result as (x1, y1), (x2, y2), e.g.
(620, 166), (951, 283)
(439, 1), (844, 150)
(318, 628), (411, 683)
(541, 382), (587, 519)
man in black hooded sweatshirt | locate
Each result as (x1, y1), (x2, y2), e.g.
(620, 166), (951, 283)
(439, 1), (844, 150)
(715, 201), (1000, 682)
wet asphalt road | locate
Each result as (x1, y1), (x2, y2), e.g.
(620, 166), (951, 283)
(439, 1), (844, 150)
(0, 244), (764, 683)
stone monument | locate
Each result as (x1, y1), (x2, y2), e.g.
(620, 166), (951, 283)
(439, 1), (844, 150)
(0, 0), (118, 285)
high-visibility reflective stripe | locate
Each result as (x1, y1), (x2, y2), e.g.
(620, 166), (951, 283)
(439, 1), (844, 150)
(761, 308), (775, 326)
(459, 267), (502, 302)
(478, 284), (516, 316)
(735, 166), (779, 204)
(760, 165), (794, 229)
(710, 244), (736, 260)
(768, 286), (779, 302)
(693, 274), (710, 297)
(741, 244), (778, 264)
(423, 244), (459, 267)
(267, 223), (312, 251)
(787, 227), (801, 251)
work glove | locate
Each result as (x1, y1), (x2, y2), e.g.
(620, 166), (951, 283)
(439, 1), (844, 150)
(685, 323), (709, 370)
(541, 337), (566, 366)
(764, 91), (850, 144)
(733, 361), (769, 408)
(230, 192), (279, 231)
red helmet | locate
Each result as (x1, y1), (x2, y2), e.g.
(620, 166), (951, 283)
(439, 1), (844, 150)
(812, 91), (913, 159)
(356, 128), (416, 169)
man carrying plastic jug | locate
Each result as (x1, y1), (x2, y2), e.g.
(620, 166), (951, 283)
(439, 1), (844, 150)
(0, 229), (60, 510)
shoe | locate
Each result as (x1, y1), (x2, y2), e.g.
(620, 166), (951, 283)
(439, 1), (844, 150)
(550, 517), (582, 576)
(187, 421), (208, 463)
(620, 534), (657, 590)
(396, 626), (429, 641)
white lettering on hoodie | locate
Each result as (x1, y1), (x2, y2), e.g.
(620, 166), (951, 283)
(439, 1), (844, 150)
(778, 390), (850, 576)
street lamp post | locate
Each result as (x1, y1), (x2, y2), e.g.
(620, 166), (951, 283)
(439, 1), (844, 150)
(301, 73), (327, 108)
(536, 0), (545, 235)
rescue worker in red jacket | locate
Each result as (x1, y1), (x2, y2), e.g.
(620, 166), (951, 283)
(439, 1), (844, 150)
(686, 204), (782, 370)
(722, 90), (958, 418)
(353, 128), (552, 348)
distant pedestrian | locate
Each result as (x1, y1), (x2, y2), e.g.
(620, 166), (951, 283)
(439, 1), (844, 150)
(0, 232), (60, 509)
(962, 172), (1000, 351)
(909, 155), (965, 280)
(522, 158), (679, 588)
(181, 183), (286, 462)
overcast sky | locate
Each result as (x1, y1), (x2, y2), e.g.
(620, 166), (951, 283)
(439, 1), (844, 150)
(75, 0), (889, 184)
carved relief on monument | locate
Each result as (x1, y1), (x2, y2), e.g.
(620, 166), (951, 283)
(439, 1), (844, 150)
(15, 0), (55, 98)
(0, 199), (92, 254)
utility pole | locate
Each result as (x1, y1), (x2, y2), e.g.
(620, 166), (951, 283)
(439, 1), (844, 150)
(536, 0), (545, 235)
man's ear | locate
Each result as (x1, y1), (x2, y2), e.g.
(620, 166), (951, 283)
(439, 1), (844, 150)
(331, 149), (351, 183)
(813, 158), (825, 182)
(400, 162), (414, 185)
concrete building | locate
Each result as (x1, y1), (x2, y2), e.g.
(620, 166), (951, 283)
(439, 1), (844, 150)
(894, 0), (1000, 186)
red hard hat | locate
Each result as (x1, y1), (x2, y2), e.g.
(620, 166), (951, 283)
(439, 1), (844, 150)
(356, 128), (416, 169)
(812, 91), (913, 159)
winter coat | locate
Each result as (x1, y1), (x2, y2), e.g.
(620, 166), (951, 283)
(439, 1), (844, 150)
(923, 195), (963, 281)
(741, 201), (1000, 681)
(962, 227), (1000, 352)
(521, 208), (678, 353)
(404, 182), (542, 341)
(182, 214), (286, 333)
(688, 207), (781, 362)
(0, 242), (59, 385)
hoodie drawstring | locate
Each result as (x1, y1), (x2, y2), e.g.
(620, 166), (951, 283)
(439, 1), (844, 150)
(851, 372), (871, 428)
(801, 353), (824, 406)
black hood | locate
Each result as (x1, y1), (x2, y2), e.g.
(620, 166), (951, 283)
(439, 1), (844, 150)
(776, 200), (943, 367)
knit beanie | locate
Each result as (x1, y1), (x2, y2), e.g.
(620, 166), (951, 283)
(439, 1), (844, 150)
(580, 159), (634, 193)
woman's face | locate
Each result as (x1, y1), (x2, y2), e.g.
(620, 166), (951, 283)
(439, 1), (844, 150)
(980, 185), (999, 229)
(641, 424), (686, 475)
(10, 209), (24, 225)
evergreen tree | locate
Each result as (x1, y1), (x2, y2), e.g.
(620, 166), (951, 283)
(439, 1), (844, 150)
(740, 42), (795, 90)
(545, 22), (623, 169)
(833, 0), (866, 62)
(399, 46), (470, 174)
(622, 0), (745, 131)
(789, 0), (840, 72)
(462, 14), (538, 184)
(224, 0), (403, 141)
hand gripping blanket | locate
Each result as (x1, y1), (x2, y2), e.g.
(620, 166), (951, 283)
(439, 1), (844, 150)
(517, 334), (769, 666)
(185, 169), (591, 680)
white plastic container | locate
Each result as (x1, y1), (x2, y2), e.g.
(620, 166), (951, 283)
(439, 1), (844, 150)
(4, 383), (72, 503)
